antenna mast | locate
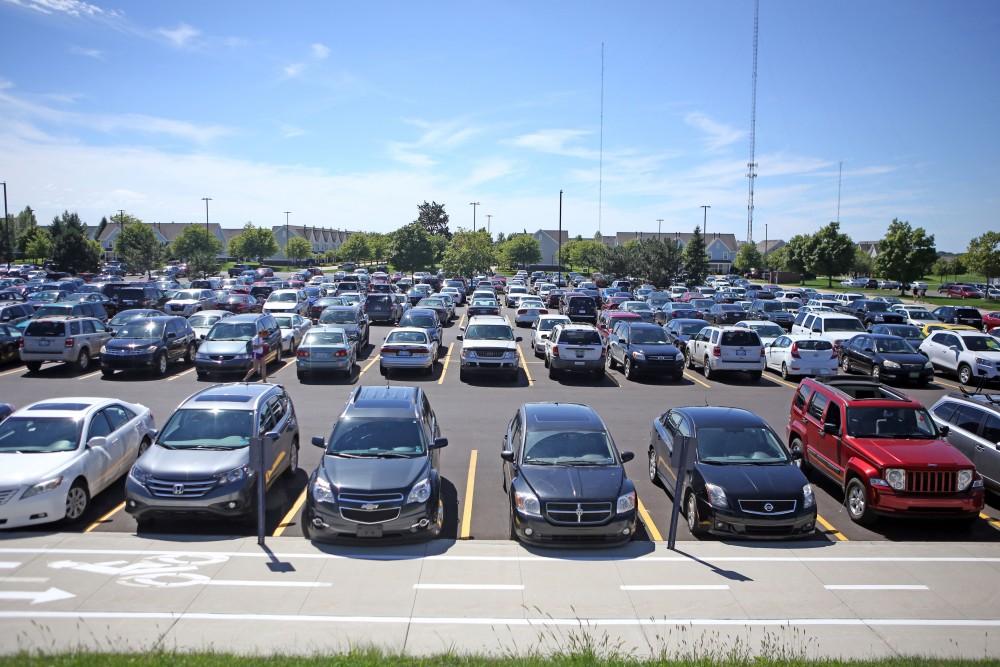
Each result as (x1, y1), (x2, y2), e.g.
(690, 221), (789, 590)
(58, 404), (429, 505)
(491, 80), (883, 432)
(836, 160), (843, 223)
(598, 42), (605, 236)
(746, 0), (759, 244)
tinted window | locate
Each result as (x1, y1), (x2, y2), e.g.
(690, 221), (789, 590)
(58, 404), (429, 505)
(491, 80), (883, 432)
(103, 405), (131, 430)
(558, 329), (602, 345)
(796, 339), (833, 350)
(695, 426), (788, 463)
(931, 401), (958, 423)
(87, 412), (113, 439)
(327, 418), (425, 455)
(25, 320), (65, 337)
(721, 330), (760, 346)
(807, 393), (829, 420)
(117, 321), (164, 338)
(952, 405), (985, 433)
(845, 406), (937, 438)
(982, 414), (1000, 443)
(793, 385), (813, 411)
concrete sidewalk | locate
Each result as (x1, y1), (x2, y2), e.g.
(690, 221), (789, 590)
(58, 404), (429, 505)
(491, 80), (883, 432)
(0, 533), (998, 658)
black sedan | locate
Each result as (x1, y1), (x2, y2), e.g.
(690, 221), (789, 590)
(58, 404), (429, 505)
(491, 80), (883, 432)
(606, 321), (684, 381)
(840, 333), (933, 385)
(100, 316), (197, 378)
(502, 403), (636, 546)
(0, 323), (21, 365)
(706, 303), (745, 326)
(648, 406), (816, 539)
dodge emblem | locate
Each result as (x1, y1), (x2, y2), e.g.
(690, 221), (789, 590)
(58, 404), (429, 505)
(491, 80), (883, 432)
(575, 504), (584, 522)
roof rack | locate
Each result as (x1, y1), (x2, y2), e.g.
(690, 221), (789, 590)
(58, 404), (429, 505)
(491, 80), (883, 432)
(958, 371), (1000, 405)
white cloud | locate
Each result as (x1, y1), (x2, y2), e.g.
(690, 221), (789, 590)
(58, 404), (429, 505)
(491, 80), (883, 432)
(69, 45), (104, 60)
(385, 118), (482, 167)
(283, 63), (305, 78)
(387, 144), (435, 168)
(510, 128), (596, 159)
(311, 43), (330, 60)
(157, 23), (200, 48)
(465, 159), (516, 187)
(683, 112), (745, 151)
(278, 123), (305, 139)
(3, 0), (111, 17)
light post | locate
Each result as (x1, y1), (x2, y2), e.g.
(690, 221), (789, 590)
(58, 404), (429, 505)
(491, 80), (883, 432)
(657, 218), (663, 241)
(469, 201), (480, 233)
(557, 190), (563, 283)
(284, 211), (291, 262)
(700, 205), (711, 236)
(1, 182), (7, 266)
(117, 209), (125, 261)
(202, 197), (212, 234)
(486, 214), (492, 236)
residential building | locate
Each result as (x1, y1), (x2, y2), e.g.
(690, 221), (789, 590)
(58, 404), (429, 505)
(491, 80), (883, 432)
(532, 229), (570, 265)
(756, 239), (785, 255)
(857, 241), (880, 258)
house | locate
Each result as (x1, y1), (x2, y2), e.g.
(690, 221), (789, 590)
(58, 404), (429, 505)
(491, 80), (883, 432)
(756, 239), (785, 255)
(857, 241), (880, 259)
(97, 222), (229, 259)
(273, 225), (353, 259)
(532, 229), (570, 265)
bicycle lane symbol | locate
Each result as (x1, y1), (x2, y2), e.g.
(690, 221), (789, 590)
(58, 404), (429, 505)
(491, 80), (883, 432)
(49, 553), (230, 588)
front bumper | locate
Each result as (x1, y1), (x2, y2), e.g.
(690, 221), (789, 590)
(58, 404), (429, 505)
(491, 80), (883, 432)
(195, 356), (253, 373)
(512, 509), (636, 546)
(460, 356), (518, 372)
(125, 476), (255, 519)
(631, 357), (685, 375)
(0, 486), (67, 529)
(879, 365), (935, 382)
(699, 502), (817, 539)
(869, 487), (984, 518)
(101, 351), (157, 369)
(306, 495), (440, 540)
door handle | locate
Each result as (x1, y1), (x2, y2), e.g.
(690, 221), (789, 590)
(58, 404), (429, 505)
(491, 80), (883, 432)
(976, 445), (986, 452)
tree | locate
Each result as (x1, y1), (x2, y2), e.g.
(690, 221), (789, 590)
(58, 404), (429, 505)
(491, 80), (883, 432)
(682, 226), (709, 286)
(569, 240), (606, 273)
(389, 223), (436, 274)
(95, 216), (109, 240)
(494, 231), (506, 245)
(637, 238), (683, 286)
(285, 236), (313, 264)
(23, 227), (53, 264)
(733, 243), (764, 274)
(338, 233), (371, 264)
(367, 232), (391, 264)
(965, 231), (1000, 286)
(808, 222), (855, 287)
(230, 223), (278, 263)
(873, 219), (937, 289)
(442, 229), (496, 277)
(429, 234), (448, 265)
(115, 220), (163, 277)
(780, 234), (813, 283)
(500, 234), (541, 269)
(414, 201), (451, 239)
(1, 206), (38, 262)
(852, 247), (874, 277)
(171, 226), (221, 278)
(50, 210), (100, 274)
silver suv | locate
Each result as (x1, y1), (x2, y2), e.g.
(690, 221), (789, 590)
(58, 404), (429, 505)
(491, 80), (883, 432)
(458, 315), (522, 382)
(20, 316), (112, 373)
(125, 382), (299, 527)
(544, 323), (606, 380)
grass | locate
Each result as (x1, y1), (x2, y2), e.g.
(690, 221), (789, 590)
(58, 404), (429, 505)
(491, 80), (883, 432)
(779, 275), (998, 311)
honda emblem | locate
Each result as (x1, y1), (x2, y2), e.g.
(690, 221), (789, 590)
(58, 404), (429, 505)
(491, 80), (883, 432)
(173, 484), (185, 495)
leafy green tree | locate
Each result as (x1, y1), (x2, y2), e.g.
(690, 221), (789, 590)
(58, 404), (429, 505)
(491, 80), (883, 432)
(733, 243), (764, 274)
(808, 222), (855, 287)
(569, 240), (606, 273)
(494, 231), (506, 245)
(779, 234), (813, 283)
(429, 234), (448, 265)
(115, 219), (163, 277)
(637, 238), (683, 286)
(415, 201), (451, 239)
(682, 226), (709, 286)
(852, 247), (874, 277)
(873, 219), (937, 288)
(390, 223), (436, 274)
(500, 234), (541, 269)
(171, 226), (221, 278)
(964, 231), (1000, 286)
(50, 210), (100, 274)
(367, 232), (391, 264)
(285, 236), (313, 264)
(95, 216), (109, 241)
(1, 206), (39, 261)
(230, 223), (278, 263)
(338, 233), (371, 264)
(442, 229), (496, 277)
(23, 227), (53, 264)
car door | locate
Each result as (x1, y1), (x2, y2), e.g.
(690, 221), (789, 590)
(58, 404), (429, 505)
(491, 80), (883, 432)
(767, 336), (787, 370)
(85, 409), (119, 492)
(976, 412), (1000, 487)
(610, 322), (627, 365)
(938, 333), (962, 371)
(258, 397), (282, 489)
(802, 391), (837, 479)
(650, 411), (678, 484)
(502, 411), (522, 491)
(102, 404), (139, 478)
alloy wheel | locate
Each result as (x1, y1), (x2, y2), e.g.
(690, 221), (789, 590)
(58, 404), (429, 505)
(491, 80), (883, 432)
(65, 485), (88, 521)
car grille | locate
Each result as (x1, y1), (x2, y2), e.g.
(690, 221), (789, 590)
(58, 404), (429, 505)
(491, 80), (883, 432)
(471, 348), (505, 358)
(0, 489), (16, 505)
(905, 470), (956, 494)
(146, 477), (217, 498)
(337, 492), (404, 524)
(544, 501), (613, 525)
(340, 507), (401, 524)
(212, 355), (235, 361)
(738, 499), (797, 515)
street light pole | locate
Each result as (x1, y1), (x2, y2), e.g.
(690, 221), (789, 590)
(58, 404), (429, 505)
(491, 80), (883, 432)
(557, 190), (563, 284)
(284, 211), (291, 262)
(117, 209), (125, 262)
(657, 218), (664, 241)
(1, 182), (9, 266)
(700, 205), (711, 236)
(202, 197), (212, 234)
(469, 201), (480, 233)
(486, 214), (492, 236)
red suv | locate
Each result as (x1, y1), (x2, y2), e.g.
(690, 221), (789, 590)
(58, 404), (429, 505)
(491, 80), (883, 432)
(947, 285), (983, 299)
(786, 377), (983, 526)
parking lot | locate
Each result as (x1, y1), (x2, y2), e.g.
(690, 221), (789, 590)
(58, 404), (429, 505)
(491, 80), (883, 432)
(4, 298), (999, 546)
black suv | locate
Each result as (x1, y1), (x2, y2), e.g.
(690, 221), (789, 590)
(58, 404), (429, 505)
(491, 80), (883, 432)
(305, 385), (448, 541)
(748, 299), (794, 329)
(101, 315), (197, 378)
(364, 293), (398, 325)
(115, 285), (163, 311)
(933, 306), (984, 331)
(563, 295), (597, 324)
(848, 300), (905, 327)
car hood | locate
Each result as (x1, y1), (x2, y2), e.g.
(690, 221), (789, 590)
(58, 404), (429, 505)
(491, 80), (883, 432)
(321, 456), (428, 492)
(520, 464), (624, 501)
(878, 352), (929, 364)
(0, 451), (80, 487)
(850, 438), (974, 468)
(166, 299), (199, 306)
(633, 342), (681, 355)
(199, 340), (251, 355)
(136, 444), (248, 479)
(696, 462), (807, 499)
(464, 339), (516, 350)
(106, 337), (159, 349)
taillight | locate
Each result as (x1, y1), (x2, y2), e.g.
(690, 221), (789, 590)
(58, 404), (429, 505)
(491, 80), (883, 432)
(380, 347), (394, 355)
(760, 347), (766, 358)
(335, 350), (348, 357)
(790, 343), (801, 359)
(18, 338), (24, 349)
(296, 349), (309, 358)
(712, 346), (721, 357)
(539, 309), (548, 314)
(517, 309), (526, 314)
(64, 337), (74, 348)
(551, 346), (560, 358)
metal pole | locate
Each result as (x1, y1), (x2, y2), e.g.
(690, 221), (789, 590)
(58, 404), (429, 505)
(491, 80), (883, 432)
(2, 182), (9, 265)
(486, 214), (492, 236)
(284, 211), (291, 263)
(764, 223), (769, 281)
(657, 219), (663, 241)
(701, 205), (711, 237)
(667, 436), (690, 550)
(558, 190), (563, 283)
(202, 197), (212, 234)
(469, 202), (480, 233)
(251, 435), (267, 547)
(117, 209), (125, 262)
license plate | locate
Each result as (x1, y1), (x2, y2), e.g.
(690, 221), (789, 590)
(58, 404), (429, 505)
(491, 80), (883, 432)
(398, 351), (411, 357)
(356, 524), (383, 538)
(817, 369), (832, 375)
(313, 351), (330, 359)
(578, 309), (586, 314)
(909, 372), (919, 379)
(575, 351), (584, 358)
(38, 339), (50, 347)
(574, 361), (585, 366)
(736, 349), (746, 356)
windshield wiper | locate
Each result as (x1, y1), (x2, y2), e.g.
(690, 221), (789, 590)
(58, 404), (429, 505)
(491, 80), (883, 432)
(524, 459), (557, 465)
(183, 445), (235, 451)
(373, 452), (418, 458)
(560, 460), (611, 466)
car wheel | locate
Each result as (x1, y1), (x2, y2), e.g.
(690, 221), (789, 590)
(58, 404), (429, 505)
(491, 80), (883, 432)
(685, 350), (694, 370)
(845, 477), (876, 526)
(686, 492), (707, 537)
(284, 442), (299, 478)
(459, 368), (468, 382)
(379, 363), (387, 377)
(75, 349), (90, 373)
(958, 364), (974, 386)
(196, 370), (207, 380)
(63, 480), (89, 524)
(624, 358), (636, 381)
(781, 363), (790, 380)
(296, 370), (306, 382)
(101, 368), (115, 379)
(790, 438), (811, 474)
(871, 364), (881, 381)
(1, 344), (13, 364)
(508, 501), (518, 541)
(607, 352), (618, 371)
(184, 344), (195, 364)
(543, 354), (550, 369)
(548, 364), (558, 380)
(647, 448), (661, 486)
(153, 353), (168, 377)
(702, 357), (713, 381)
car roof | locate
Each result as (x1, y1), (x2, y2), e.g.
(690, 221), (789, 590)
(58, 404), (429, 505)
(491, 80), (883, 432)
(18, 397), (111, 418)
(671, 318), (709, 325)
(308, 325), (347, 333)
(523, 403), (606, 432)
(537, 314), (570, 320)
(193, 310), (232, 317)
(404, 308), (438, 317)
(226, 313), (268, 322)
(937, 393), (1000, 416)
(737, 319), (774, 326)
(345, 385), (420, 418)
(955, 331), (992, 339)
(387, 326), (429, 336)
(468, 315), (508, 324)
(673, 406), (767, 429)
(180, 382), (277, 410)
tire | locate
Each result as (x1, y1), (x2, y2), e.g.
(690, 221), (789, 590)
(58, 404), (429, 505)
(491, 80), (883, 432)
(958, 364), (974, 386)
(672, 373), (684, 382)
(153, 353), (168, 377)
(284, 443), (299, 479)
(647, 448), (661, 486)
(101, 368), (115, 379)
(548, 364), (558, 380)
(871, 364), (881, 381)
(790, 438), (811, 474)
(459, 368), (468, 382)
(196, 370), (208, 381)
(845, 477), (876, 526)
(296, 370), (306, 382)
(1, 344), (14, 364)
(63, 480), (90, 524)
(686, 492), (707, 537)
(379, 364), (387, 377)
(781, 363), (790, 380)
(137, 437), (151, 458)
(184, 344), (194, 364)
(543, 354), (550, 369)
(607, 352), (618, 371)
(841, 355), (851, 373)
(75, 349), (91, 373)
(624, 357), (636, 381)
(508, 501), (518, 541)
(702, 357), (713, 381)
(136, 516), (156, 532)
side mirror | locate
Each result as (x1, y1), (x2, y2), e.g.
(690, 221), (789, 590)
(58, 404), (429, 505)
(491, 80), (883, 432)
(500, 450), (515, 462)
(264, 431), (280, 443)
(620, 451), (635, 463)
(311, 435), (325, 448)
(87, 436), (108, 450)
(515, 336), (523, 342)
(456, 334), (463, 341)
(823, 423), (839, 435)
(430, 437), (448, 450)
(938, 425), (950, 437)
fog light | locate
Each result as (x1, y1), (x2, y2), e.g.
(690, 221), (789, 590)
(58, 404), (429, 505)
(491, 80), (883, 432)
(128, 500), (136, 507)
(227, 501), (237, 509)
(311, 517), (328, 529)
(622, 527), (631, 536)
(715, 521), (725, 529)
(29, 513), (47, 520)
(523, 527), (533, 536)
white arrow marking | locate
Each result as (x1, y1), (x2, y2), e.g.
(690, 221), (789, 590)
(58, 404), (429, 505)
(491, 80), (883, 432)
(0, 588), (75, 604)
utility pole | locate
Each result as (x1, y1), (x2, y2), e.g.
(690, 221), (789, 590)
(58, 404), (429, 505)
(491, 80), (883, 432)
(657, 218), (664, 241)
(764, 222), (769, 281)
(117, 209), (125, 261)
(701, 205), (711, 236)
(557, 190), (563, 284)
(486, 214), (492, 236)
(836, 160), (843, 224)
(202, 197), (212, 235)
(1, 182), (8, 266)
(746, 0), (760, 244)
(469, 201), (480, 233)
(284, 211), (291, 261)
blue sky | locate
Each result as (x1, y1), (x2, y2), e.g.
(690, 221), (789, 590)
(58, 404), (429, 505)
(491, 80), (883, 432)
(1, 0), (998, 251)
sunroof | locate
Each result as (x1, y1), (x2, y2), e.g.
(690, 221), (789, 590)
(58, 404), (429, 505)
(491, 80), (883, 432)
(30, 403), (89, 411)
(195, 394), (253, 403)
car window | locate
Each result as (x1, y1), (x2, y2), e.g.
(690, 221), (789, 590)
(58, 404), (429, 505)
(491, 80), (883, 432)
(931, 401), (958, 424)
(87, 411), (113, 439)
(982, 414), (1000, 444)
(807, 392), (829, 421)
(793, 385), (813, 411)
(70, 320), (82, 336)
(103, 405), (131, 430)
(951, 404), (985, 433)
(721, 330), (760, 346)
(557, 329), (601, 345)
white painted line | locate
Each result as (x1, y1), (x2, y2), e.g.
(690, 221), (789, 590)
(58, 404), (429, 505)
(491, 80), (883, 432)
(0, 562), (21, 570)
(205, 579), (331, 589)
(0, 367), (24, 378)
(414, 584), (524, 591)
(621, 584), (730, 591)
(825, 584), (929, 591)
(0, 577), (48, 583)
(76, 370), (101, 381)
(0, 587), (74, 604)
(166, 367), (197, 381)
(3, 611), (1000, 628)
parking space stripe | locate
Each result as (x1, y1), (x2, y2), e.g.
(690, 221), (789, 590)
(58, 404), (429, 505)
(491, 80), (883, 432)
(76, 369), (102, 381)
(766, 374), (800, 390)
(437, 343), (454, 385)
(84, 501), (125, 533)
(636, 497), (662, 541)
(933, 378), (963, 391)
(358, 354), (381, 376)
(0, 367), (24, 378)
(816, 514), (848, 541)
(683, 371), (711, 389)
(516, 345), (533, 385)
(980, 512), (1000, 531)
(460, 449), (478, 540)
(273, 488), (308, 537)
(166, 366), (197, 381)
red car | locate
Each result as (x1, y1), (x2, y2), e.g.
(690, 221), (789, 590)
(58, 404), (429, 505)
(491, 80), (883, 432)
(947, 285), (984, 299)
(786, 377), (983, 526)
(982, 312), (1000, 330)
(596, 310), (642, 342)
(220, 294), (260, 314)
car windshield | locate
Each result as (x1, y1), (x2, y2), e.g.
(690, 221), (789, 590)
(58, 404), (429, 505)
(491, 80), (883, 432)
(745, 323), (784, 338)
(630, 328), (668, 344)
(190, 314), (225, 328)
(116, 322), (164, 338)
(268, 292), (298, 302)
(34, 291), (61, 303)
(846, 407), (937, 439)
(909, 310), (934, 319)
(874, 338), (917, 353)
(696, 426), (788, 464)
(305, 331), (346, 346)
(272, 315), (295, 328)
(173, 290), (201, 300)
(965, 336), (1000, 352)
(158, 409), (253, 449)
(864, 302), (889, 311)
(721, 330), (760, 346)
(537, 319), (567, 332)
(523, 430), (616, 465)
(320, 310), (356, 324)
(719, 305), (743, 311)
(465, 324), (514, 341)
(0, 417), (82, 453)
(387, 331), (428, 344)
(327, 418), (425, 456)
(670, 304), (694, 312)
(825, 318), (866, 332)
(207, 322), (257, 341)
(625, 302), (652, 311)
(110, 311), (148, 325)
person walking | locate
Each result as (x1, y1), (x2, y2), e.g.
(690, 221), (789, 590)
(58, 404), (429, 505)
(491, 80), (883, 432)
(244, 331), (268, 382)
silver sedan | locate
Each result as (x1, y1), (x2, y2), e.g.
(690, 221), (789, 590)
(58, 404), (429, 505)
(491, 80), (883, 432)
(272, 313), (311, 355)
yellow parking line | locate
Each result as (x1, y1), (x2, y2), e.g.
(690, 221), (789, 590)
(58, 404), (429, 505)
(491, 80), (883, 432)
(359, 354), (381, 376)
(166, 366), (197, 381)
(636, 497), (662, 541)
(934, 377), (963, 391)
(76, 369), (102, 380)
(460, 449), (478, 540)
(768, 374), (800, 390)
(980, 512), (1000, 532)
(816, 514), (847, 541)
(437, 343), (454, 385)
(684, 371), (711, 389)
(273, 488), (308, 537)
(264, 450), (286, 484)
(457, 313), (467, 330)
(84, 501), (125, 533)
(516, 345), (534, 385)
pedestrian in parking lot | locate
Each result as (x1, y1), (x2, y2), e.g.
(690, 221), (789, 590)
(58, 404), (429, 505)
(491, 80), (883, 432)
(244, 332), (268, 382)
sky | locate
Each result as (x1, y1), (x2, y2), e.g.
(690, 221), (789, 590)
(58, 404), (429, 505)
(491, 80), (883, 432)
(0, 0), (998, 251)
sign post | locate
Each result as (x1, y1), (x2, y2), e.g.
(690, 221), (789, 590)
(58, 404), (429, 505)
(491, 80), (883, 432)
(249, 435), (267, 546)
(666, 436), (690, 551)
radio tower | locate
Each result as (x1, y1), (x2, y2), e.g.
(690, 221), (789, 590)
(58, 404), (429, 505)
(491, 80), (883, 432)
(746, 0), (759, 244)
(598, 42), (605, 236)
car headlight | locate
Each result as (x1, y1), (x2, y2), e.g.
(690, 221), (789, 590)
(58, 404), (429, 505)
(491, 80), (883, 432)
(803, 483), (815, 509)
(976, 357), (991, 367)
(616, 490), (636, 514)
(924, 361), (933, 369)
(957, 469), (973, 492)
(21, 476), (64, 499)
(129, 466), (150, 484)
(312, 475), (335, 504)
(884, 468), (906, 491)
(100, 345), (108, 354)
(882, 360), (901, 369)
(704, 482), (728, 509)
(503, 350), (514, 359)
(407, 477), (432, 504)
(632, 350), (645, 359)
(513, 487), (541, 516)
(215, 465), (250, 484)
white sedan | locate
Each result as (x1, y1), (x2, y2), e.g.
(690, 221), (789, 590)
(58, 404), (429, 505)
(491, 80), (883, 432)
(764, 334), (838, 380)
(273, 313), (311, 355)
(530, 314), (570, 356)
(0, 397), (155, 529)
